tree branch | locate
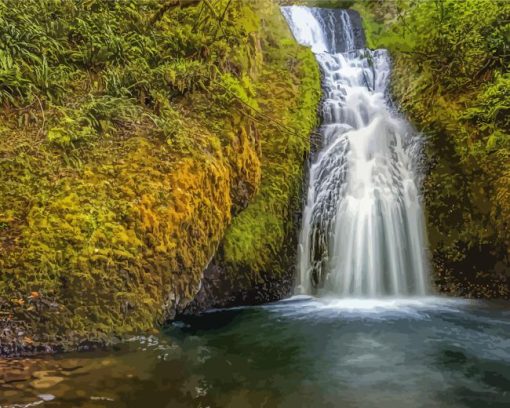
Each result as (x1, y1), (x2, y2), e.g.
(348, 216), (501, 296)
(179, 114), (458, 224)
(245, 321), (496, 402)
(150, 0), (202, 25)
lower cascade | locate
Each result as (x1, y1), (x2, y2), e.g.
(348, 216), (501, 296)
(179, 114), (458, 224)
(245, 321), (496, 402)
(282, 6), (430, 297)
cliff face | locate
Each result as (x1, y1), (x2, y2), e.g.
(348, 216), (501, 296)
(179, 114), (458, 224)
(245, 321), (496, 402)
(184, 2), (322, 314)
(0, 0), (321, 354)
(391, 56), (510, 299)
(356, 0), (510, 298)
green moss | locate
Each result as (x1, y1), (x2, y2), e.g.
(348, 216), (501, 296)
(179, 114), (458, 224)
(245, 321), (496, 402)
(358, 0), (510, 298)
(0, 0), (321, 349)
(352, 2), (406, 50)
(222, 7), (321, 279)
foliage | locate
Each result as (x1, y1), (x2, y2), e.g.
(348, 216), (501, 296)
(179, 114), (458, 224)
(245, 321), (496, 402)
(356, 0), (510, 298)
(463, 73), (510, 151)
(48, 96), (142, 146)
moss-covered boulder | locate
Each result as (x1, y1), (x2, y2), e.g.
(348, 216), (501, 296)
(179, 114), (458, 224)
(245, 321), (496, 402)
(184, 22), (321, 313)
(0, 0), (321, 354)
(355, 0), (510, 298)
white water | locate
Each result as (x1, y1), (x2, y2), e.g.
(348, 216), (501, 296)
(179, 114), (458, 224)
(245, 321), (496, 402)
(282, 6), (429, 297)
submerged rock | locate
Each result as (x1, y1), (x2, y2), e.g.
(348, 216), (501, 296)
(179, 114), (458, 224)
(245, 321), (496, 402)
(30, 376), (64, 389)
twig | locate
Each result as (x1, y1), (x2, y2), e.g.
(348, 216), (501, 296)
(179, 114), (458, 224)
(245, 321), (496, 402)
(192, 2), (207, 31)
(214, 0), (233, 39)
(202, 0), (227, 37)
(149, 0), (202, 25)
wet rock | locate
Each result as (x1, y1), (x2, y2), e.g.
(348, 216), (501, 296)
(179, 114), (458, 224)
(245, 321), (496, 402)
(58, 358), (83, 371)
(30, 376), (64, 389)
(5, 368), (31, 383)
(51, 382), (72, 398)
(101, 359), (113, 366)
(181, 261), (294, 316)
(32, 370), (57, 379)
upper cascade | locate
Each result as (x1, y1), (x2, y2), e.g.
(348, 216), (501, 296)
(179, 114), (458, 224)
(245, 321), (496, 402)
(281, 6), (365, 54)
(282, 6), (430, 298)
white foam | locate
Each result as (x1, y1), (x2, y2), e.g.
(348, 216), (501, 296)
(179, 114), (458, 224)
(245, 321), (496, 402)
(283, 7), (430, 298)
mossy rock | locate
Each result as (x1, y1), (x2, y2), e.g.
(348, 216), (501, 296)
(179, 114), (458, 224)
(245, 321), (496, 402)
(0, 0), (321, 353)
(356, 0), (510, 298)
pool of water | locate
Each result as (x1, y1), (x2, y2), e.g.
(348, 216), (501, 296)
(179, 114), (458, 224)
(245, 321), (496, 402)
(1, 296), (510, 407)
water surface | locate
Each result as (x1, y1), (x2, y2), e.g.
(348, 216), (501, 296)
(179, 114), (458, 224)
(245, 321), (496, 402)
(2, 297), (510, 407)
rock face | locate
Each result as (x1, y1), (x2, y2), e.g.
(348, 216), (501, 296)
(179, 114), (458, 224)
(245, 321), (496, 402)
(181, 260), (296, 314)
(0, 0), (321, 355)
(419, 121), (510, 299)
(361, 1), (510, 299)
(388, 52), (510, 300)
(346, 9), (365, 49)
(183, 5), (322, 316)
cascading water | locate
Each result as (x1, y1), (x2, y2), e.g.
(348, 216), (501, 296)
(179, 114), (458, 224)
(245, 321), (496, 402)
(282, 6), (429, 297)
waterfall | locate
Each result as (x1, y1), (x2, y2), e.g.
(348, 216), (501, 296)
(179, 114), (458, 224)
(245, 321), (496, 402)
(282, 6), (429, 297)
